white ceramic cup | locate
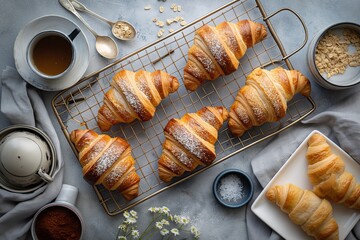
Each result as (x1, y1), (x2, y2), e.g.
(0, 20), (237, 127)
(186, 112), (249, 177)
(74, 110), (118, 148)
(26, 28), (80, 80)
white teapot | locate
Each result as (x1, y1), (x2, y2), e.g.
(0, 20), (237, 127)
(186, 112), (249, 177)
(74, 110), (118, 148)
(0, 125), (56, 192)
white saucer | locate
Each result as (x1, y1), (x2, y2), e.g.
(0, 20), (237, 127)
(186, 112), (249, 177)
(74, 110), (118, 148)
(14, 15), (90, 91)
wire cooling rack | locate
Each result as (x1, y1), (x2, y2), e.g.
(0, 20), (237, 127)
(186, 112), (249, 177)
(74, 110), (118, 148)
(52, 0), (316, 215)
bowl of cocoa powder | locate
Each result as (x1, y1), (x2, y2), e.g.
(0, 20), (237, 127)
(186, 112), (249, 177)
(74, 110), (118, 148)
(31, 184), (83, 240)
(32, 204), (83, 240)
(308, 22), (360, 90)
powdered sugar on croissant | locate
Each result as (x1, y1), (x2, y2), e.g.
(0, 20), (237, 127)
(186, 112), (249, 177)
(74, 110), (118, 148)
(97, 70), (179, 131)
(228, 67), (311, 137)
(184, 20), (267, 91)
(158, 106), (228, 182)
(70, 129), (140, 201)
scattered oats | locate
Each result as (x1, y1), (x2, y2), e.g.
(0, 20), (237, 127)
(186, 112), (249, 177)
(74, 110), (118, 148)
(156, 20), (165, 27)
(180, 20), (187, 26)
(167, 19), (174, 25)
(169, 28), (174, 33)
(174, 16), (180, 22)
(173, 5), (178, 12)
(144, 5), (151, 10)
(152, 18), (158, 23)
(177, 5), (182, 12)
(159, 6), (165, 13)
(171, 3), (176, 9)
(157, 29), (164, 38)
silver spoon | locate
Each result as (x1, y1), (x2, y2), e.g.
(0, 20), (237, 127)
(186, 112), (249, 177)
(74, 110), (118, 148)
(69, 0), (136, 41)
(59, 0), (118, 59)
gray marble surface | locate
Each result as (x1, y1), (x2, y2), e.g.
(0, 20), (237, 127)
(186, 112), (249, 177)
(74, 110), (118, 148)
(0, 0), (359, 239)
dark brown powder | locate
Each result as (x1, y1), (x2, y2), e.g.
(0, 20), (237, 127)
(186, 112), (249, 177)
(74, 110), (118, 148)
(35, 206), (82, 240)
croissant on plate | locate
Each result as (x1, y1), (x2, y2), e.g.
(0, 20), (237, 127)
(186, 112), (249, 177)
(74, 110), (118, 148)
(97, 70), (179, 131)
(228, 67), (311, 137)
(70, 129), (140, 201)
(183, 20), (267, 91)
(158, 106), (228, 182)
(266, 184), (339, 240)
(306, 133), (360, 209)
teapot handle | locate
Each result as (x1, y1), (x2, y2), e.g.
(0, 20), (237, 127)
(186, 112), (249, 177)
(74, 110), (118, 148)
(37, 168), (54, 183)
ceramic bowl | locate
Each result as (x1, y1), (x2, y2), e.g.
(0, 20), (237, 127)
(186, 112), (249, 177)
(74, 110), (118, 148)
(213, 169), (254, 208)
(31, 184), (84, 240)
(0, 125), (57, 193)
(307, 22), (360, 90)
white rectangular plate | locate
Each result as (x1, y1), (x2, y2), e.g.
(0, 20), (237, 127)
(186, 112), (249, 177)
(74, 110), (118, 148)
(251, 130), (360, 240)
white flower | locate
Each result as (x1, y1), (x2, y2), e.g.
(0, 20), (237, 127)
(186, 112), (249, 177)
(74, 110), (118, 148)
(125, 217), (137, 224)
(155, 221), (163, 229)
(131, 230), (140, 238)
(118, 236), (127, 240)
(123, 211), (130, 219)
(161, 206), (170, 215)
(169, 214), (174, 221)
(130, 210), (137, 218)
(180, 216), (189, 225)
(160, 228), (169, 236)
(160, 219), (169, 225)
(170, 228), (180, 236)
(118, 223), (127, 231)
(173, 215), (181, 224)
(191, 226), (200, 238)
(148, 207), (156, 213)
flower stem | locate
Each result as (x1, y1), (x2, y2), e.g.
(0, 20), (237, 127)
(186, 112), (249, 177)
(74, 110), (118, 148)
(140, 216), (157, 239)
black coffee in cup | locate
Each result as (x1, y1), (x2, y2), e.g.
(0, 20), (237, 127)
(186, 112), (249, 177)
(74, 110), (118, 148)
(27, 29), (80, 79)
(31, 34), (72, 76)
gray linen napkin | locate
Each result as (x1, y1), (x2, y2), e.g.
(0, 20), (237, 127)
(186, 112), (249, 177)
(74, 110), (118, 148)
(246, 88), (360, 240)
(0, 66), (64, 240)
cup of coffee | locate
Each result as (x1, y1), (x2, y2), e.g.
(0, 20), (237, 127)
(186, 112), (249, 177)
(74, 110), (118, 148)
(26, 28), (80, 80)
(31, 184), (84, 240)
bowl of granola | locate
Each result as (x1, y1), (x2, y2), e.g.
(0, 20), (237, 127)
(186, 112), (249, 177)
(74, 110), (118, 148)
(307, 22), (360, 90)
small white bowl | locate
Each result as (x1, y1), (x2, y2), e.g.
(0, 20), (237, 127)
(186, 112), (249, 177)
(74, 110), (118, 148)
(307, 22), (360, 90)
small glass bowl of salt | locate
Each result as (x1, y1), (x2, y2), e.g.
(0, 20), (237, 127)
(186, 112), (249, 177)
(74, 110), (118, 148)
(212, 169), (254, 208)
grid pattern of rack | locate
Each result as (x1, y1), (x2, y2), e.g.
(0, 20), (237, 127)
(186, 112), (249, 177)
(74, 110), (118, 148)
(52, 0), (315, 215)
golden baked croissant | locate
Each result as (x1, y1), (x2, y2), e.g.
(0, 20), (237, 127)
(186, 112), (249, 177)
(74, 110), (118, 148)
(228, 67), (311, 137)
(306, 133), (360, 209)
(158, 106), (228, 182)
(266, 184), (339, 240)
(70, 129), (140, 201)
(97, 70), (179, 131)
(183, 20), (267, 91)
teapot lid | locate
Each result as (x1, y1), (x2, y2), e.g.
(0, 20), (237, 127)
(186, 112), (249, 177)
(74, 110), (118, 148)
(0, 137), (42, 176)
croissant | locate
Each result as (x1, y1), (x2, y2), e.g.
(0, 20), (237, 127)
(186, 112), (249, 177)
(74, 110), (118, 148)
(306, 133), (360, 209)
(266, 184), (339, 240)
(158, 106), (228, 182)
(228, 67), (311, 137)
(70, 129), (140, 201)
(183, 20), (267, 91)
(97, 70), (179, 131)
